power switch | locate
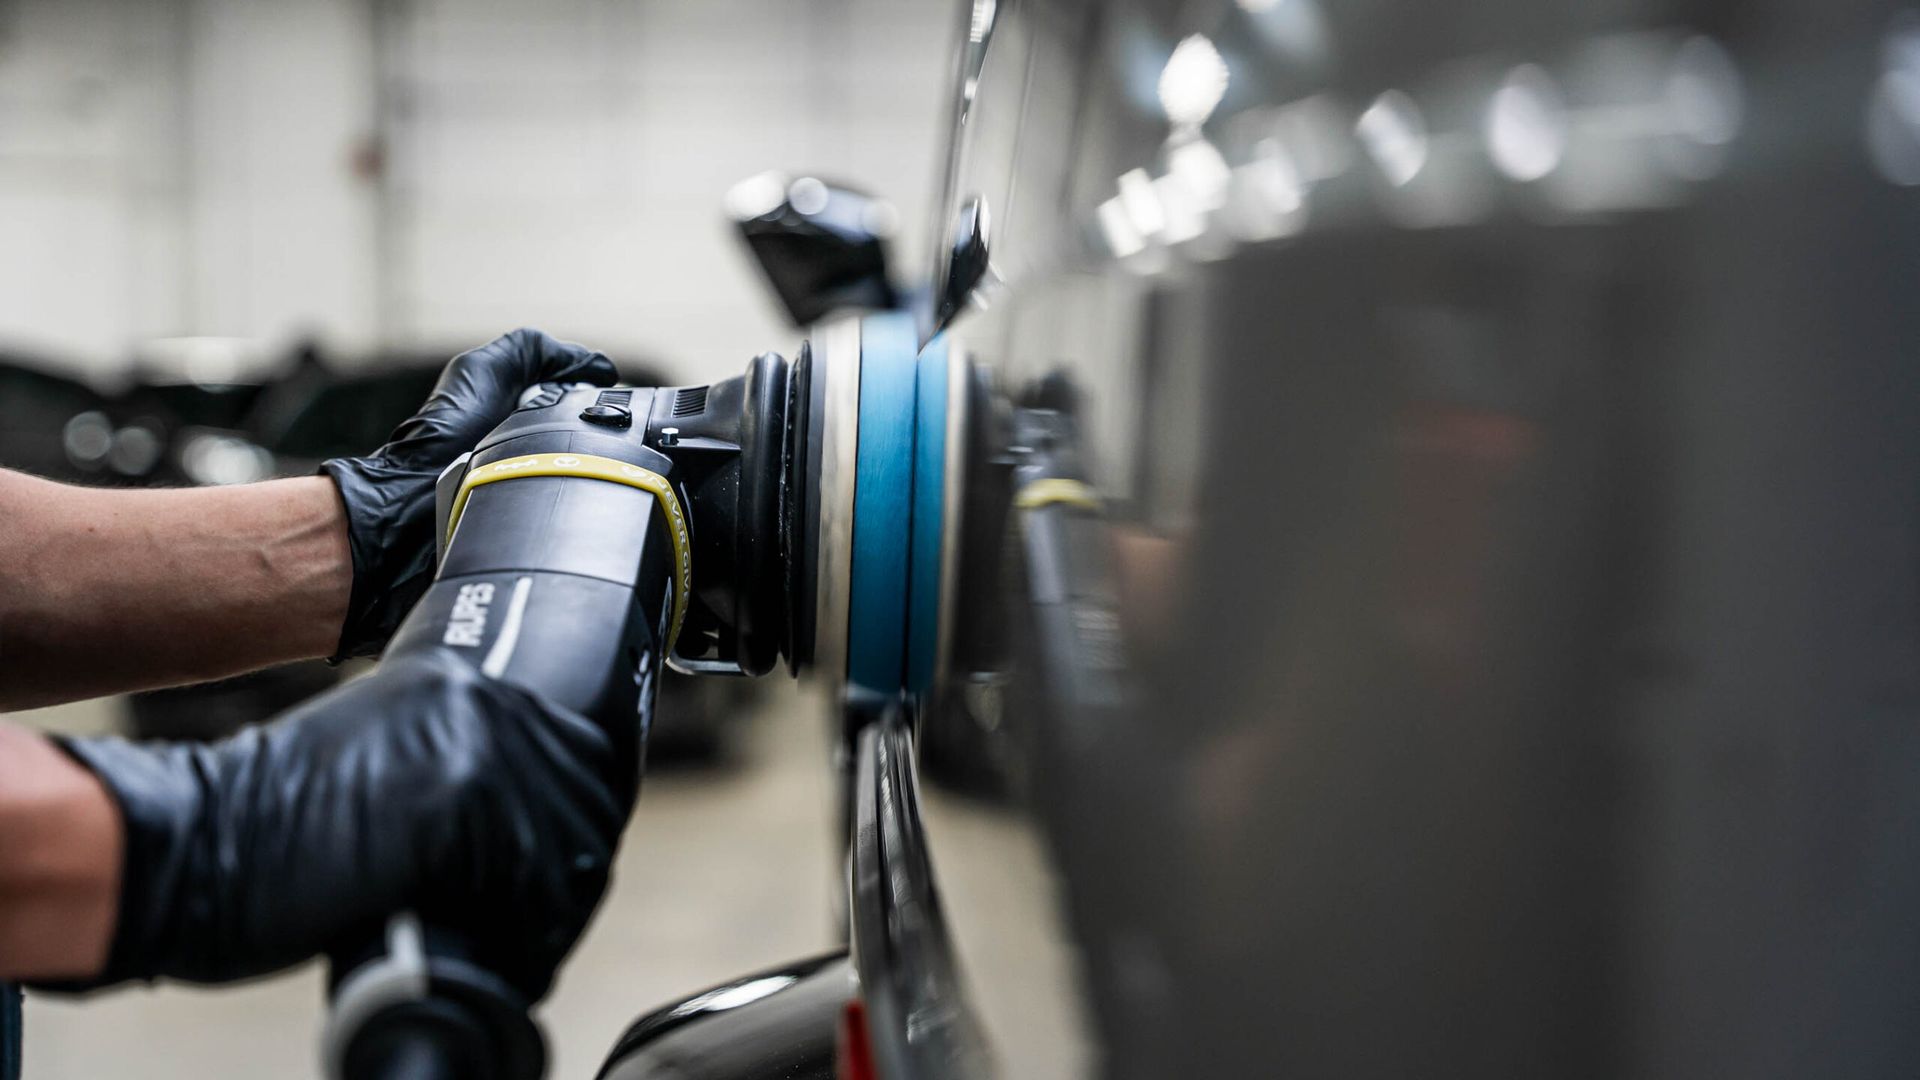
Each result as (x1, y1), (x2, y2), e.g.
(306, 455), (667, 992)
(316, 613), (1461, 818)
(580, 388), (634, 428)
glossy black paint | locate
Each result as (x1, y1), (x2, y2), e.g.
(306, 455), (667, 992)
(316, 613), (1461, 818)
(599, 0), (1920, 1076)
(932, 196), (991, 332)
(848, 715), (991, 1080)
(885, 0), (1920, 1077)
(596, 952), (849, 1080)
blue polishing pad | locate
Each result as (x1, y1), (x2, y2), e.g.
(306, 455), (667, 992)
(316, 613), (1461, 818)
(844, 313), (950, 696)
(845, 312), (920, 692)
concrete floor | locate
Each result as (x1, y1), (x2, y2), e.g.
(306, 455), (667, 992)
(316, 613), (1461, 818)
(15, 684), (840, 1080)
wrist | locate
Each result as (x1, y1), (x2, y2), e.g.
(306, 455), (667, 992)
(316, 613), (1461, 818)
(283, 475), (355, 661)
(320, 457), (438, 660)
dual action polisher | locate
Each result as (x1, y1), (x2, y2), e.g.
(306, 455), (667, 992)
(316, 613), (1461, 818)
(323, 311), (968, 1080)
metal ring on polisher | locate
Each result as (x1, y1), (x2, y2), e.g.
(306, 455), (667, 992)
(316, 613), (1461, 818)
(809, 315), (863, 684)
(931, 339), (969, 699)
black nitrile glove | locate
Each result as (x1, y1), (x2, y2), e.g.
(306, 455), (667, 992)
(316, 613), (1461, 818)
(322, 328), (617, 660)
(44, 649), (632, 1000)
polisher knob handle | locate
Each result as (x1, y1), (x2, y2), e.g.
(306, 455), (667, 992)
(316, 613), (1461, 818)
(323, 915), (544, 1080)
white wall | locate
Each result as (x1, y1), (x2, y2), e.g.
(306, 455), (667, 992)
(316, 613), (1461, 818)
(381, 0), (954, 382)
(183, 0), (381, 359)
(0, 0), (189, 373)
(0, 0), (955, 386)
(0, 0), (379, 381)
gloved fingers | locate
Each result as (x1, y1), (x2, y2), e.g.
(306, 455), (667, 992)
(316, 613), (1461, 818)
(493, 685), (630, 898)
(416, 787), (616, 999)
(503, 325), (619, 388)
(465, 661), (628, 803)
(388, 668), (627, 999)
(322, 328), (619, 657)
(434, 328), (617, 417)
(482, 794), (617, 1001)
(488, 685), (628, 999)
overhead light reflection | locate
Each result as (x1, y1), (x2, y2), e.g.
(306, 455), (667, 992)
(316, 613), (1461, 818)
(968, 0), (996, 44)
(668, 975), (798, 1018)
(1661, 36), (1744, 180)
(1248, 140), (1304, 214)
(1487, 64), (1570, 182)
(1152, 173), (1209, 243)
(109, 423), (165, 478)
(862, 201), (900, 238)
(179, 431), (270, 486)
(1167, 138), (1233, 211)
(1534, 31), (1744, 213)
(1097, 196), (1146, 257)
(138, 336), (266, 388)
(62, 411), (113, 468)
(1667, 37), (1743, 147)
(1117, 168), (1166, 238)
(1867, 13), (1920, 186)
(1101, 25), (1761, 243)
(1227, 137), (1308, 240)
(724, 171), (788, 220)
(1239, 0), (1334, 71)
(1159, 35), (1230, 129)
(787, 176), (830, 216)
(1227, 94), (1353, 194)
(1217, 96), (1345, 242)
(1357, 90), (1429, 187)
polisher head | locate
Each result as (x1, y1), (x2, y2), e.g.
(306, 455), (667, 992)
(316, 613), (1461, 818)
(652, 311), (958, 697)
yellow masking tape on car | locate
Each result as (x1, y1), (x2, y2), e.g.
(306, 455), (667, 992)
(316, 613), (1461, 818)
(445, 452), (692, 652)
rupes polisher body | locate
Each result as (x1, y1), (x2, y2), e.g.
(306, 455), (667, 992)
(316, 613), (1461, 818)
(326, 310), (963, 1080)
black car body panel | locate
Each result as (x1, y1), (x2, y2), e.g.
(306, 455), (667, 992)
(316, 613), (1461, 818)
(596, 952), (849, 1080)
(847, 716), (992, 1080)
(900, 0), (1920, 1077)
(605, 0), (1920, 1076)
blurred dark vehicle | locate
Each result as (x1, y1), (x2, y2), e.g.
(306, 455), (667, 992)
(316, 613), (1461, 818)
(1, 343), (751, 757)
(0, 352), (139, 485)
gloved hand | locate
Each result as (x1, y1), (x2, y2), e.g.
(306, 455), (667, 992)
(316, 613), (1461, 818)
(42, 649), (631, 1000)
(323, 328), (618, 660)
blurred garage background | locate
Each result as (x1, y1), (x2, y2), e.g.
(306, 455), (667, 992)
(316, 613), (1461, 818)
(0, 0), (953, 1076)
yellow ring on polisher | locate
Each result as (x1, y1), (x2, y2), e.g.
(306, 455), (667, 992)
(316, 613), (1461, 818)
(444, 452), (692, 653)
(1014, 478), (1100, 512)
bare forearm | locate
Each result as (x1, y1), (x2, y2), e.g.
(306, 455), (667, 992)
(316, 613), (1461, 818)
(0, 470), (351, 711)
(0, 724), (120, 979)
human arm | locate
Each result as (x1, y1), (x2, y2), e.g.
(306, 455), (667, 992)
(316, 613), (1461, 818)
(0, 328), (617, 711)
(0, 473), (349, 712)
